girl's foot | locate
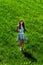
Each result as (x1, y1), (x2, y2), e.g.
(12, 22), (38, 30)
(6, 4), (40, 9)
(20, 47), (24, 51)
(20, 47), (22, 51)
(22, 48), (24, 51)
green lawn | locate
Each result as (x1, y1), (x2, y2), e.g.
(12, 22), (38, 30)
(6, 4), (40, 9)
(0, 0), (43, 65)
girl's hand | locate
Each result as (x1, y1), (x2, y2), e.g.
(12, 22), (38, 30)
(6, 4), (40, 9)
(19, 29), (22, 33)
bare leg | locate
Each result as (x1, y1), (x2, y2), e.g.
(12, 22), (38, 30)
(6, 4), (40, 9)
(20, 39), (24, 50)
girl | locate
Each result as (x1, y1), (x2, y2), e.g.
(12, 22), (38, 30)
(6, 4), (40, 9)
(16, 19), (26, 51)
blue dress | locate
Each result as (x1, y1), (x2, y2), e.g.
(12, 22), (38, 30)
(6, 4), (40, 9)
(18, 25), (24, 40)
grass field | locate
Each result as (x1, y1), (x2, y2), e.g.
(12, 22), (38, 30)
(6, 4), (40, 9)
(0, 0), (43, 65)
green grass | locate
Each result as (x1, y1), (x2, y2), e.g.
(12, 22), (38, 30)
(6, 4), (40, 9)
(0, 0), (43, 65)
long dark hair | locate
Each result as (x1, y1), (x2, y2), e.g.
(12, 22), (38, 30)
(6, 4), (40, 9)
(19, 19), (26, 32)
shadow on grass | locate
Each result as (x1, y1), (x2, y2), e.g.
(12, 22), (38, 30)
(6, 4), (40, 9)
(22, 50), (37, 62)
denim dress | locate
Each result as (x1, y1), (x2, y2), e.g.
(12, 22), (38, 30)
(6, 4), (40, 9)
(18, 25), (24, 40)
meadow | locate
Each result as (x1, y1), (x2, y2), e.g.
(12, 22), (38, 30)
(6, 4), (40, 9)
(0, 0), (43, 65)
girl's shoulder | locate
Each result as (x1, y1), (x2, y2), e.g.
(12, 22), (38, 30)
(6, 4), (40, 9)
(17, 24), (19, 28)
